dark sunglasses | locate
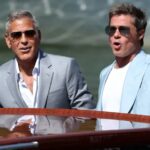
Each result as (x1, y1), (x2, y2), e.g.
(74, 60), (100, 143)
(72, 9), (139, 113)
(105, 25), (130, 36)
(10, 29), (36, 40)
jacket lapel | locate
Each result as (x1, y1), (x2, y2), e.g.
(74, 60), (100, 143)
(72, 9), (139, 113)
(6, 61), (28, 107)
(120, 51), (150, 113)
(36, 52), (53, 108)
(97, 64), (113, 111)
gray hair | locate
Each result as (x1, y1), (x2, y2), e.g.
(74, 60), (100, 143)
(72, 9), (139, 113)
(5, 10), (39, 32)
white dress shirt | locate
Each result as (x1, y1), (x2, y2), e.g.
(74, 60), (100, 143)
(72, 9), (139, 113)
(13, 52), (40, 133)
(16, 52), (40, 108)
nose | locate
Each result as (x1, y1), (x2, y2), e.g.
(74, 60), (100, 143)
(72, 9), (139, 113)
(20, 33), (28, 43)
(113, 28), (121, 38)
(114, 28), (120, 37)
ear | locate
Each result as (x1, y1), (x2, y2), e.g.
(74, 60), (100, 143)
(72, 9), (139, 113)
(4, 34), (11, 49)
(138, 29), (145, 40)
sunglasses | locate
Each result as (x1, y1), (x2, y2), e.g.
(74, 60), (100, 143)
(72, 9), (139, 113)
(10, 29), (36, 40)
(105, 26), (130, 36)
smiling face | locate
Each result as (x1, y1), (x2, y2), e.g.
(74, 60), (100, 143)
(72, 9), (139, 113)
(108, 14), (144, 64)
(5, 17), (41, 65)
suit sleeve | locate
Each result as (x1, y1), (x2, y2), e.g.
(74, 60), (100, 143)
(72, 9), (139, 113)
(65, 58), (95, 109)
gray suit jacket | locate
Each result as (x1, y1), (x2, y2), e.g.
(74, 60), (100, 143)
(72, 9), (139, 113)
(0, 50), (94, 109)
